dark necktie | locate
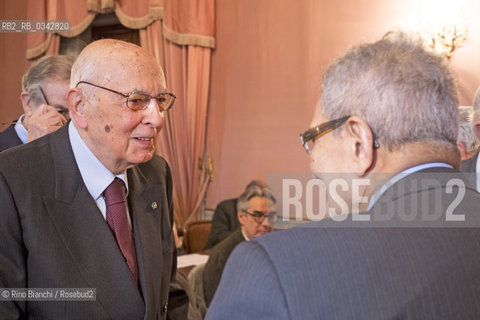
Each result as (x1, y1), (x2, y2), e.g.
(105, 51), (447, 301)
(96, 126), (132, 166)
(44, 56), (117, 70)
(104, 178), (139, 286)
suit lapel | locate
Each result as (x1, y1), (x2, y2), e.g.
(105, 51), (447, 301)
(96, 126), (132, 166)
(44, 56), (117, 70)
(128, 167), (167, 318)
(43, 126), (145, 318)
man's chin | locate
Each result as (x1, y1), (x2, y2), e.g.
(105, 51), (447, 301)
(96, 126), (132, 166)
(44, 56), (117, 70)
(130, 151), (155, 164)
(255, 229), (273, 237)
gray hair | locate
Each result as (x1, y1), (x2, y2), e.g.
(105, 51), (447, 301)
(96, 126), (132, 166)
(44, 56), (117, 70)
(458, 106), (479, 154)
(237, 183), (276, 212)
(321, 31), (458, 151)
(22, 55), (74, 106)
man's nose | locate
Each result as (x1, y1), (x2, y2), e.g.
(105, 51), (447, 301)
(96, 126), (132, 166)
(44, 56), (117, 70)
(261, 216), (272, 228)
(143, 99), (165, 128)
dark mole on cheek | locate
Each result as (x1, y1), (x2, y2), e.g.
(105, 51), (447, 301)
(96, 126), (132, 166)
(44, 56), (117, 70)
(104, 125), (111, 133)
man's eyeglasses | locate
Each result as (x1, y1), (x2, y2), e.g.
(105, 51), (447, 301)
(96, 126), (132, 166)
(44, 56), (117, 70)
(38, 86), (70, 119)
(300, 115), (350, 154)
(242, 210), (277, 224)
(76, 81), (176, 112)
(300, 115), (380, 154)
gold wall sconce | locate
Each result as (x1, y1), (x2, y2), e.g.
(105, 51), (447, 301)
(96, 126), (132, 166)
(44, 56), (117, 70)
(423, 23), (467, 59)
(408, 1), (468, 60)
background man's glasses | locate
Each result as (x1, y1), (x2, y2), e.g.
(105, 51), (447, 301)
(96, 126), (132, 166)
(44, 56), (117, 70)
(39, 86), (70, 119)
(242, 210), (277, 224)
(76, 81), (176, 112)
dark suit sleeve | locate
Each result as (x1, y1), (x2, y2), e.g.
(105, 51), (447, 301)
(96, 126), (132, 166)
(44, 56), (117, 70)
(0, 171), (27, 318)
(205, 201), (236, 249)
(205, 241), (289, 320)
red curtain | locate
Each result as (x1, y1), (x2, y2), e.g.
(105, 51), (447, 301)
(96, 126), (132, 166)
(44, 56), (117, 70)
(26, 0), (215, 228)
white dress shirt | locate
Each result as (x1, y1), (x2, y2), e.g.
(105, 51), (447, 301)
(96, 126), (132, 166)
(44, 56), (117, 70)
(475, 154), (480, 192)
(14, 115), (28, 144)
(367, 162), (454, 210)
(68, 122), (129, 221)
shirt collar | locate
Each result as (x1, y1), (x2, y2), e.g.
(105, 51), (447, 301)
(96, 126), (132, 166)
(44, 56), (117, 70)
(367, 162), (454, 211)
(14, 114), (28, 144)
(68, 122), (128, 200)
(240, 229), (250, 241)
(476, 154), (480, 192)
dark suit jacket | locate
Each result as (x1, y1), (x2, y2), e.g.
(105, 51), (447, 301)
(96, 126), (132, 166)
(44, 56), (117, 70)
(205, 198), (239, 249)
(203, 228), (245, 306)
(0, 123), (22, 152)
(206, 168), (480, 319)
(460, 151), (478, 189)
(0, 125), (176, 319)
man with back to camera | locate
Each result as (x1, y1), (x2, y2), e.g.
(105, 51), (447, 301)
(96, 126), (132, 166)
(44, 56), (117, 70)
(203, 183), (276, 306)
(0, 39), (177, 319)
(0, 54), (73, 151)
(206, 32), (480, 319)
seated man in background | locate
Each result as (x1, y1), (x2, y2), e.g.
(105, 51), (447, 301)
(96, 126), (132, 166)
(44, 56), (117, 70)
(204, 179), (266, 249)
(0, 55), (73, 151)
(457, 105), (479, 160)
(203, 184), (276, 306)
(207, 32), (480, 319)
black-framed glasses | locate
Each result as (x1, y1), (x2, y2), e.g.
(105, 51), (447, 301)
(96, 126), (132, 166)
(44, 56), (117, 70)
(38, 86), (50, 105)
(76, 81), (176, 112)
(300, 115), (350, 154)
(242, 210), (277, 224)
(38, 86), (70, 119)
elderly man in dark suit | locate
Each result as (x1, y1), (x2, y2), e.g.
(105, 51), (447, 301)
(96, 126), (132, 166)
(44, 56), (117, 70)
(0, 39), (176, 319)
(460, 87), (480, 190)
(206, 32), (480, 319)
(0, 55), (73, 152)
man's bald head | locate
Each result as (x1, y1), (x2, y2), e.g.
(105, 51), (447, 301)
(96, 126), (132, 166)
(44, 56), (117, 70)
(70, 39), (165, 89)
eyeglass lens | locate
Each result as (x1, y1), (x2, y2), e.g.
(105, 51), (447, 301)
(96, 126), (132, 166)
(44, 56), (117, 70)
(127, 92), (174, 112)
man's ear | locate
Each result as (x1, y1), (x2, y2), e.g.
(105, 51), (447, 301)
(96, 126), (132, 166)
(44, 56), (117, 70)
(237, 211), (245, 225)
(20, 92), (32, 114)
(344, 116), (376, 176)
(68, 88), (88, 129)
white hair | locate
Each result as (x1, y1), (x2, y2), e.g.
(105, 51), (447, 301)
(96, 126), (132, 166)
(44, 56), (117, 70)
(321, 32), (458, 151)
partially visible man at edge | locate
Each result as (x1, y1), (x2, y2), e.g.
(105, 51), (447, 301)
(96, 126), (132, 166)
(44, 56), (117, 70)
(0, 39), (176, 319)
(206, 32), (480, 319)
(0, 55), (73, 151)
(460, 88), (480, 190)
(457, 106), (478, 160)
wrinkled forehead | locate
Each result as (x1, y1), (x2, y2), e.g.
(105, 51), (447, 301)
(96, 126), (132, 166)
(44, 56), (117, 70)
(248, 196), (276, 211)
